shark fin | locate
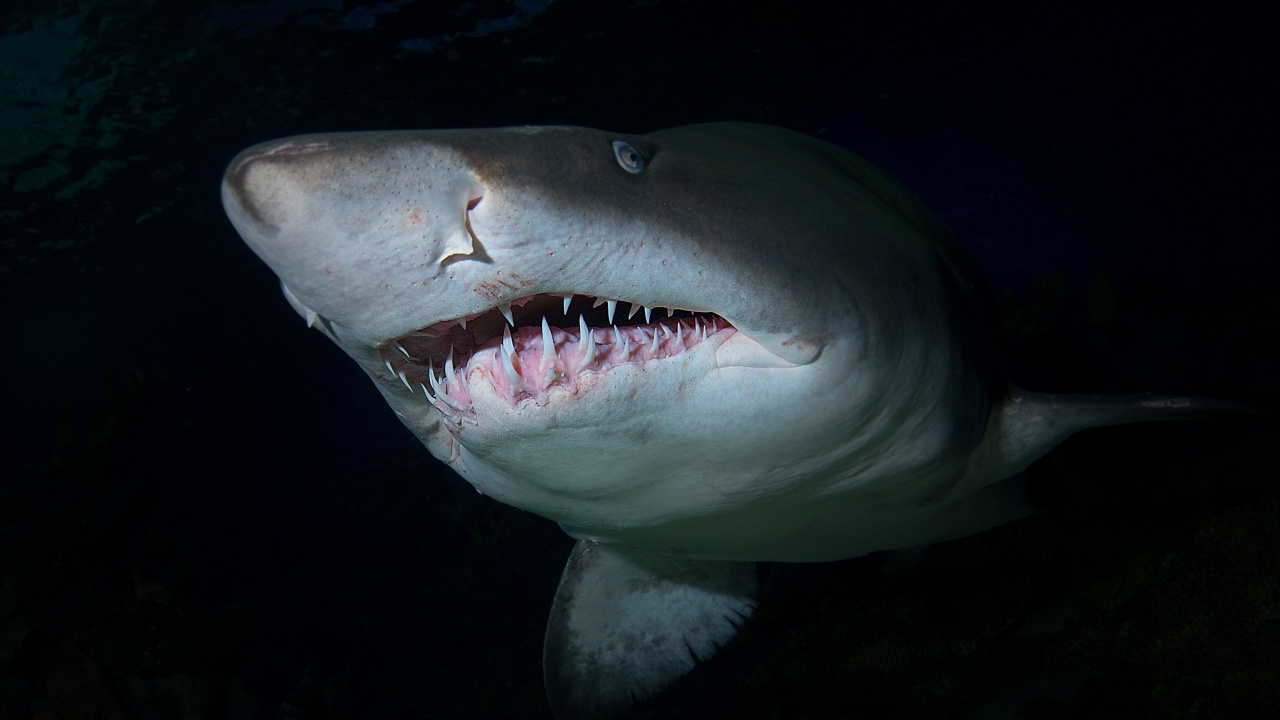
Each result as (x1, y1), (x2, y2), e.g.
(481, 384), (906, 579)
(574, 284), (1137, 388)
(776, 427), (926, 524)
(543, 540), (757, 719)
(963, 387), (1254, 489)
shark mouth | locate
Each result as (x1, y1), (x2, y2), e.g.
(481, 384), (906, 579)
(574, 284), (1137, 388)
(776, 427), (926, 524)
(376, 293), (735, 421)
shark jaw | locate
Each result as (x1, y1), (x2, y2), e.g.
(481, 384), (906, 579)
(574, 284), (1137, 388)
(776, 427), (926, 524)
(373, 291), (737, 425)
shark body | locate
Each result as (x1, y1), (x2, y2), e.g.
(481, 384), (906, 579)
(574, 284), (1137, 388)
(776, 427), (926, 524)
(222, 123), (1228, 718)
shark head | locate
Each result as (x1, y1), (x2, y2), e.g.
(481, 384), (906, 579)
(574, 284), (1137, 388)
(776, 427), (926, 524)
(223, 123), (997, 559)
(223, 122), (1233, 717)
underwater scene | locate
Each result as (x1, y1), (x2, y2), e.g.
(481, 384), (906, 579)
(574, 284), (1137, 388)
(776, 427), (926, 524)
(1, 1), (1275, 718)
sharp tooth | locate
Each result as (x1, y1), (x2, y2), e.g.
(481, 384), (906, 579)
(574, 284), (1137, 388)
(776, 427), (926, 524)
(663, 307), (671, 318)
(563, 295), (572, 315)
(621, 335), (630, 355)
(427, 366), (467, 410)
(459, 316), (467, 330)
(606, 299), (617, 324)
(421, 382), (443, 409)
(700, 319), (707, 342)
(579, 329), (596, 370)
(445, 349), (458, 388)
(627, 303), (641, 320)
(384, 359), (395, 376)
(592, 297), (607, 308)
(612, 324), (621, 345)
(661, 323), (672, 338)
(499, 302), (514, 326)
(503, 326), (522, 373)
(502, 343), (521, 385)
(644, 305), (652, 323)
(578, 313), (588, 340)
(650, 327), (660, 354)
(420, 382), (444, 410)
(541, 316), (555, 362)
(676, 321), (683, 343)
(398, 371), (414, 392)
(396, 343), (410, 358)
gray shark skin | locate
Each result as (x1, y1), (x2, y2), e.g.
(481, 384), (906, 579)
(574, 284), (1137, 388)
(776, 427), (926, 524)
(221, 123), (1236, 718)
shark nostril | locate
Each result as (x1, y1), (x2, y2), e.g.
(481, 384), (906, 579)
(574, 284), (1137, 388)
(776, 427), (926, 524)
(445, 191), (491, 266)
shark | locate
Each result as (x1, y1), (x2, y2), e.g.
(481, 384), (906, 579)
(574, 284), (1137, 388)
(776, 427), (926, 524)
(221, 122), (1234, 718)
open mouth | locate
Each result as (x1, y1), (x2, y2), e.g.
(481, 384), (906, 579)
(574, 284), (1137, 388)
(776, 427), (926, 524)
(376, 293), (735, 419)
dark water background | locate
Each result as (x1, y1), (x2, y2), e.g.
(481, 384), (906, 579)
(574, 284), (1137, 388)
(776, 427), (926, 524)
(1, 2), (1274, 718)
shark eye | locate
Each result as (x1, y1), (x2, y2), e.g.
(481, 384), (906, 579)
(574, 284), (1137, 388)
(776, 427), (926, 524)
(612, 141), (646, 174)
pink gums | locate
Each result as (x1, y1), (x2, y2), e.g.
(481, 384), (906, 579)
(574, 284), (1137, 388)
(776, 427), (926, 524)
(475, 317), (729, 406)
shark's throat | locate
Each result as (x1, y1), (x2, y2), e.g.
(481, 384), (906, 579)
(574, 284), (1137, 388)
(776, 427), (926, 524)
(376, 292), (734, 421)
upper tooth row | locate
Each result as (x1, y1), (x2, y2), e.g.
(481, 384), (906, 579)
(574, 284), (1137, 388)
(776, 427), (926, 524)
(496, 296), (683, 327)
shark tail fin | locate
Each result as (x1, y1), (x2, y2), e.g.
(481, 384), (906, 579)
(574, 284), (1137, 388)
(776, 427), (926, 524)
(544, 541), (757, 720)
(965, 387), (1254, 486)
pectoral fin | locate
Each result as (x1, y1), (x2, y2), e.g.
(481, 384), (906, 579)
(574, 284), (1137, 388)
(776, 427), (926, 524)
(544, 541), (757, 719)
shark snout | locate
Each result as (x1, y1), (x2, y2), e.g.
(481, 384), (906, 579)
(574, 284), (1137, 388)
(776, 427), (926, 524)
(223, 132), (485, 268)
(222, 137), (336, 229)
(221, 131), (491, 345)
